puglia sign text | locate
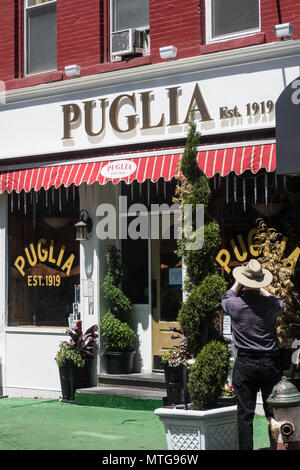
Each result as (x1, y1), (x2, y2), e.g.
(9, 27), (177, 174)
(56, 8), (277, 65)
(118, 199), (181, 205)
(14, 239), (75, 278)
(61, 83), (213, 140)
(216, 228), (300, 273)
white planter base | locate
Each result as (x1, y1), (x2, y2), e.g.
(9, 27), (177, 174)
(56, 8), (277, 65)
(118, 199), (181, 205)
(155, 404), (238, 450)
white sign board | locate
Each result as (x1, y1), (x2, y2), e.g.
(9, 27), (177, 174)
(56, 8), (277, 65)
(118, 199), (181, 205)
(223, 315), (232, 335)
(0, 58), (299, 161)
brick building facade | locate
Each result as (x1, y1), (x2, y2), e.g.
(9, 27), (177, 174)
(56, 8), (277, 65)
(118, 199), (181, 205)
(1, 1), (300, 88)
(0, 1), (300, 399)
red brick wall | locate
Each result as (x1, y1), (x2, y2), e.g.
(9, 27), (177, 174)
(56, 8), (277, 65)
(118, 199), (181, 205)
(150, 0), (201, 61)
(1, 0), (300, 90)
(57, 0), (102, 72)
(151, 0), (300, 60)
(272, 0), (300, 37)
(0, 0), (17, 81)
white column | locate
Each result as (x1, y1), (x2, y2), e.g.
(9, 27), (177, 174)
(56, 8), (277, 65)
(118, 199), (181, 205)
(79, 182), (121, 373)
(79, 183), (101, 331)
(0, 193), (7, 395)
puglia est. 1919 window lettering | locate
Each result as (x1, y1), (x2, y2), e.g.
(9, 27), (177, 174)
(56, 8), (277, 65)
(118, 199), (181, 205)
(61, 83), (213, 140)
(14, 239), (75, 279)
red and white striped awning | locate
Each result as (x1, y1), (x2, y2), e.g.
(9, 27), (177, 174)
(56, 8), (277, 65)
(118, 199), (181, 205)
(0, 142), (276, 194)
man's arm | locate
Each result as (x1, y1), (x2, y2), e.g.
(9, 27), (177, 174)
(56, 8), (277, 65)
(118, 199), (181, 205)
(221, 281), (242, 313)
(260, 288), (285, 315)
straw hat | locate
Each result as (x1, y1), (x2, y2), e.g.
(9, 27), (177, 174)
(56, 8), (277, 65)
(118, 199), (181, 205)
(232, 259), (273, 288)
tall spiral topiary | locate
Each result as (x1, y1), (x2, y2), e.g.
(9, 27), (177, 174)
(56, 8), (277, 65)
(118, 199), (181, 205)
(175, 112), (229, 409)
(102, 245), (132, 318)
(100, 245), (136, 352)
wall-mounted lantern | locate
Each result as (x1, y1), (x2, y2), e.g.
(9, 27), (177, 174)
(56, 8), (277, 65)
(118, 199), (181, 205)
(74, 209), (93, 241)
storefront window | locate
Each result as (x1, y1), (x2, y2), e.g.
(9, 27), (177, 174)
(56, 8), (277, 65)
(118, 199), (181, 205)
(8, 186), (80, 327)
(211, 172), (300, 289)
(122, 233), (149, 305)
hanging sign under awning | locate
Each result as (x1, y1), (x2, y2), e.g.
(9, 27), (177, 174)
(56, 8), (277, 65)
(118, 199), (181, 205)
(276, 76), (300, 175)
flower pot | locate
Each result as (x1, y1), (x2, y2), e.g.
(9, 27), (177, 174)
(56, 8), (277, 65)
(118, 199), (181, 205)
(154, 403), (238, 450)
(104, 350), (135, 374)
(164, 365), (189, 406)
(58, 358), (96, 402)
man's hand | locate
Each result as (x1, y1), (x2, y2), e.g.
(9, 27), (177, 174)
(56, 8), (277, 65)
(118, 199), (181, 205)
(231, 280), (242, 295)
(260, 287), (271, 297)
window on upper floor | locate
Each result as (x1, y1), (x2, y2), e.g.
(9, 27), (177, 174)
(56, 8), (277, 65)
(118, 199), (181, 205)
(206, 0), (260, 43)
(25, 0), (57, 75)
(110, 0), (150, 61)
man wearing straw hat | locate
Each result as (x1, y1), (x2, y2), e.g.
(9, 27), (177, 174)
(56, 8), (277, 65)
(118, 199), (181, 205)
(221, 259), (284, 450)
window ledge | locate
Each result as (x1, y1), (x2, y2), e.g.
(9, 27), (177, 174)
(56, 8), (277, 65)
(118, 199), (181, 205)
(5, 326), (67, 335)
(6, 71), (64, 91)
(200, 32), (266, 55)
(78, 55), (152, 78)
(5, 58), (152, 91)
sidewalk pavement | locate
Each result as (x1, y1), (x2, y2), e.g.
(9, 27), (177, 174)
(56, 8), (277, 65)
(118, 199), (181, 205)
(0, 398), (270, 451)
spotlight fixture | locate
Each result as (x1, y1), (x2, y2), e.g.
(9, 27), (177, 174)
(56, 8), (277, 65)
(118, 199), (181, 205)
(75, 209), (93, 241)
(159, 45), (178, 60)
(274, 23), (294, 39)
(64, 64), (81, 77)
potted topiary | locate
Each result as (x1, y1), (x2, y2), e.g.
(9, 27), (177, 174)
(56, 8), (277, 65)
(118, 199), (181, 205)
(100, 312), (136, 374)
(155, 112), (238, 450)
(55, 320), (98, 403)
(100, 245), (136, 374)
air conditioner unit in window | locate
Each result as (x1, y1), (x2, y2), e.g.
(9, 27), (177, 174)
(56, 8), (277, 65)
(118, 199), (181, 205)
(111, 28), (145, 57)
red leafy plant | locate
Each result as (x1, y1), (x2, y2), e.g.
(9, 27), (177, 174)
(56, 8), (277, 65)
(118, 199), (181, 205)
(56, 320), (99, 368)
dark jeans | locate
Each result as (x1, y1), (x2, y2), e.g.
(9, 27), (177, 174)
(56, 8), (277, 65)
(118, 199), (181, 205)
(232, 352), (281, 450)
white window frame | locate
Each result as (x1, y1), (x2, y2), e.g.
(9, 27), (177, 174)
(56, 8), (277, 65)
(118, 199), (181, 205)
(109, 0), (150, 61)
(24, 0), (57, 76)
(205, 0), (261, 44)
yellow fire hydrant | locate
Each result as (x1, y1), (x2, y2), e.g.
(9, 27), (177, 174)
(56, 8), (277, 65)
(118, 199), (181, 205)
(267, 376), (300, 450)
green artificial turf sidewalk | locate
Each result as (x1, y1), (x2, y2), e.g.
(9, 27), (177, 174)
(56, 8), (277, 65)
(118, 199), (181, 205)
(0, 398), (270, 451)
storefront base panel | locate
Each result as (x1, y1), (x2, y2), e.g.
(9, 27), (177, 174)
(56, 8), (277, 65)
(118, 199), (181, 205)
(4, 329), (74, 400)
(4, 386), (61, 400)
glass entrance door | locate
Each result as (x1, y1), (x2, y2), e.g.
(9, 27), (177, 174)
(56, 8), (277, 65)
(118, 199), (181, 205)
(151, 219), (182, 370)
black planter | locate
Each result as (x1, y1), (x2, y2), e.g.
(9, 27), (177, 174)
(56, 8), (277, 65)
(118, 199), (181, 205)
(104, 350), (135, 374)
(164, 364), (189, 406)
(58, 358), (96, 402)
(218, 396), (237, 406)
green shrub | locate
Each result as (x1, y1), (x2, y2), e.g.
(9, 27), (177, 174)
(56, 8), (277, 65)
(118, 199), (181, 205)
(185, 177), (211, 210)
(102, 272), (132, 318)
(104, 245), (124, 286)
(188, 340), (230, 410)
(174, 113), (230, 409)
(56, 344), (85, 368)
(185, 222), (221, 287)
(180, 115), (202, 185)
(100, 312), (136, 352)
(178, 274), (227, 356)
(102, 246), (132, 319)
(100, 246), (136, 353)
